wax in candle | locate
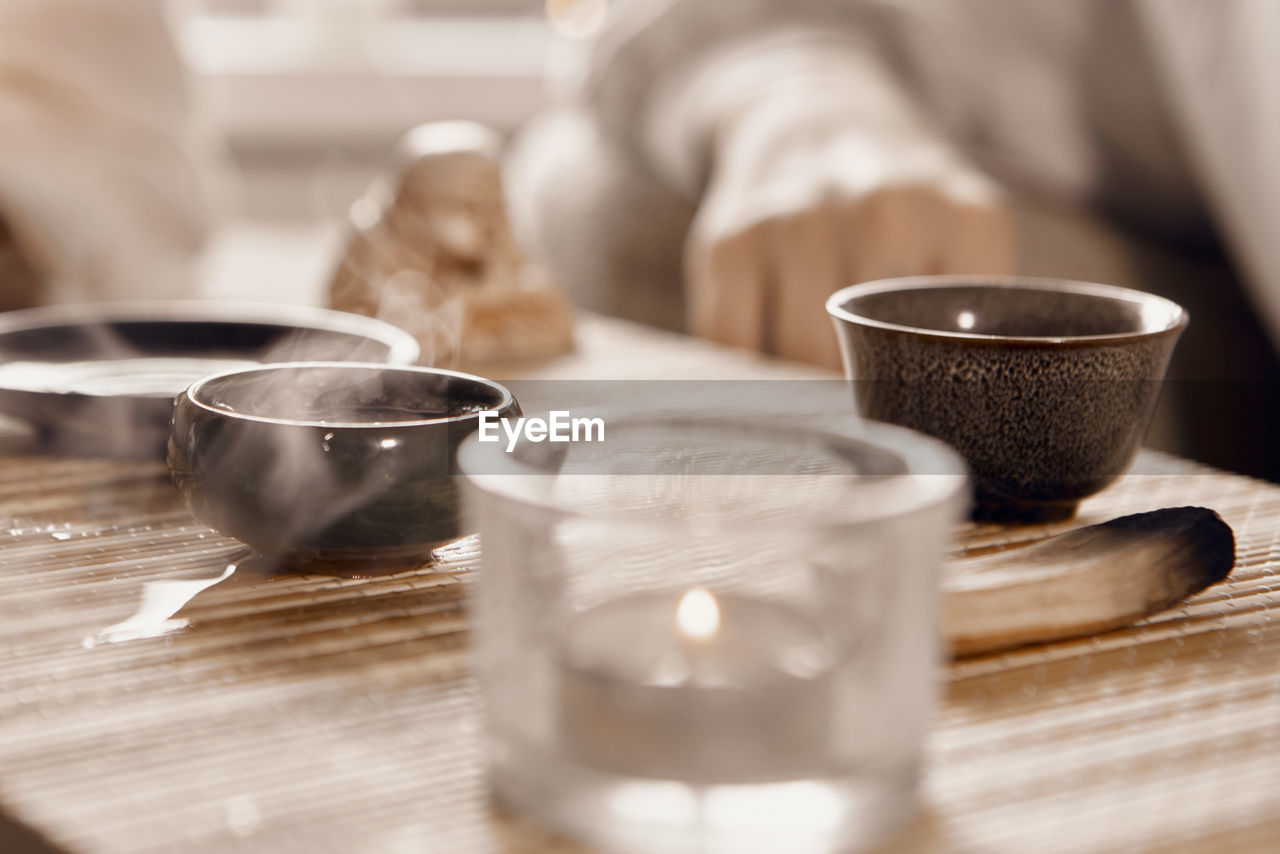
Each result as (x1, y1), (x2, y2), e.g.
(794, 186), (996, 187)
(558, 588), (835, 783)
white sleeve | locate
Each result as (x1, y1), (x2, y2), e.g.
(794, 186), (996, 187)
(579, 0), (929, 197)
(0, 0), (208, 303)
(1138, 0), (1280, 345)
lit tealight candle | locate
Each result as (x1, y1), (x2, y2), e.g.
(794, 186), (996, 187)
(558, 587), (835, 783)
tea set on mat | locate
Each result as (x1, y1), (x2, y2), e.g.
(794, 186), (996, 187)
(0, 127), (1235, 854)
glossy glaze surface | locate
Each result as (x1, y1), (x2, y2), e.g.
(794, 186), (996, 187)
(169, 363), (518, 561)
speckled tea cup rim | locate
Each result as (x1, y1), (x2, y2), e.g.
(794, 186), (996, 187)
(183, 361), (516, 429)
(826, 275), (1188, 347)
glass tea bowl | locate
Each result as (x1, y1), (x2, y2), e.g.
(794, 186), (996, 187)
(0, 301), (420, 459)
(169, 362), (518, 563)
(827, 275), (1187, 522)
(459, 414), (968, 854)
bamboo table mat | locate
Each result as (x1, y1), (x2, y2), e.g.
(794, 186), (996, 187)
(1, 318), (1277, 854)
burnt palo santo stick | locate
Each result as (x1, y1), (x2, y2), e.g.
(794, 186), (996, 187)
(943, 507), (1236, 657)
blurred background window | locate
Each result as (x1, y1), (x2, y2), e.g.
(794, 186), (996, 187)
(171, 0), (567, 223)
(169, 0), (611, 304)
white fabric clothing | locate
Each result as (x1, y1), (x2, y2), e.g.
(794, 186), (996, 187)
(0, 0), (207, 303)
(577, 0), (1280, 343)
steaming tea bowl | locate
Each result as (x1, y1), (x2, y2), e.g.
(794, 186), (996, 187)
(827, 276), (1187, 522)
(169, 362), (519, 562)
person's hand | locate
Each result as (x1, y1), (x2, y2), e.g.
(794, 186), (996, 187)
(685, 95), (1017, 369)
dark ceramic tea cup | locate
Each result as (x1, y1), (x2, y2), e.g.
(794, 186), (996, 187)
(827, 276), (1187, 522)
(169, 362), (519, 562)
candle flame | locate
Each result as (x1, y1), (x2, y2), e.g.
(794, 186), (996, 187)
(676, 587), (720, 640)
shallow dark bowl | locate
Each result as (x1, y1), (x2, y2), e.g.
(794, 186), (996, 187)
(827, 276), (1187, 522)
(0, 301), (420, 458)
(168, 362), (519, 562)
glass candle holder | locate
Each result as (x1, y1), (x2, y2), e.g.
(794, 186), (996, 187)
(459, 415), (967, 854)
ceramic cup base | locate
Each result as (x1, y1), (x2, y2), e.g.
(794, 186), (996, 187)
(971, 496), (1080, 524)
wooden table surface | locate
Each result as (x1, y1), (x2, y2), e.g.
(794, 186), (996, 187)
(1, 315), (1278, 854)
